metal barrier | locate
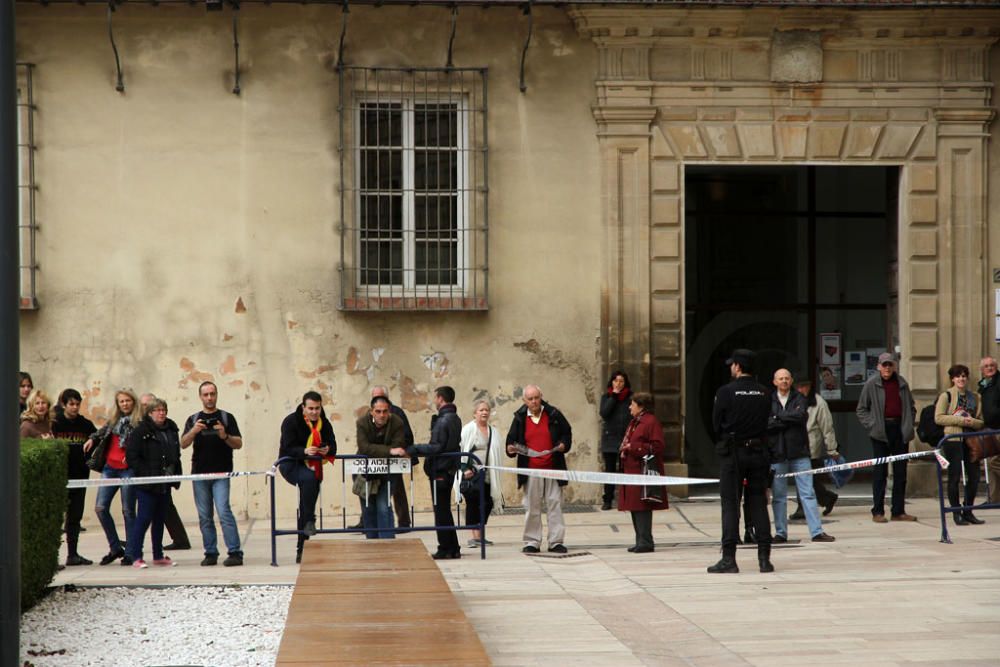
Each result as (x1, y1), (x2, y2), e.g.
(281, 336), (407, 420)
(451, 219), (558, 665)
(935, 428), (1000, 544)
(269, 451), (487, 564)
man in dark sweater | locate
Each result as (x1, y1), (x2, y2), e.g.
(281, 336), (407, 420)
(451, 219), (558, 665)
(52, 388), (97, 566)
(978, 356), (1000, 504)
(857, 352), (917, 522)
(372, 386), (415, 529)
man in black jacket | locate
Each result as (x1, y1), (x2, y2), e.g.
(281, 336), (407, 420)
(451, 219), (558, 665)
(406, 386), (462, 559)
(52, 388), (97, 566)
(979, 357), (1000, 505)
(710, 349), (772, 574)
(279, 391), (337, 563)
(505, 385), (573, 554)
(767, 369), (835, 544)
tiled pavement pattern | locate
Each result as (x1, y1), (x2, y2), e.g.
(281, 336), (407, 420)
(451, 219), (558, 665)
(56, 496), (999, 665)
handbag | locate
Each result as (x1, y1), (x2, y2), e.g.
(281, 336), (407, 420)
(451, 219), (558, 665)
(86, 432), (109, 472)
(352, 474), (381, 498)
(640, 454), (664, 503)
(460, 427), (491, 500)
(966, 434), (1000, 463)
(824, 453), (854, 488)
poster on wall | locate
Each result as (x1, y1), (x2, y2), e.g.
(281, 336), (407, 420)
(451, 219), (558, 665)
(845, 351), (866, 385)
(818, 365), (842, 400)
(820, 333), (842, 366)
(866, 347), (886, 379)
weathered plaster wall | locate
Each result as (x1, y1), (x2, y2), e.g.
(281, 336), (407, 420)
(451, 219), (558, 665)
(15, 4), (603, 519)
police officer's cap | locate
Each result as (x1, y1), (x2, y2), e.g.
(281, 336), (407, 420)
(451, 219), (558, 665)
(725, 348), (755, 372)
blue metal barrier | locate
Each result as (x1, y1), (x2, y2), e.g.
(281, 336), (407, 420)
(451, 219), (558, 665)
(935, 429), (1000, 544)
(270, 451), (486, 564)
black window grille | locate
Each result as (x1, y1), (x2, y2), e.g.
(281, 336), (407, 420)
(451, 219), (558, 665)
(16, 63), (38, 310)
(338, 67), (488, 311)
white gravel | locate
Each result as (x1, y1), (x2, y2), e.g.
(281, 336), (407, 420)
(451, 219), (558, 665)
(20, 585), (293, 667)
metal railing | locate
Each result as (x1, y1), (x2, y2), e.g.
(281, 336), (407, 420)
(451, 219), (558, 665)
(269, 451), (487, 564)
(934, 429), (1000, 544)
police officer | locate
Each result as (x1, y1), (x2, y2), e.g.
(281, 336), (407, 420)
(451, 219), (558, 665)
(708, 348), (774, 574)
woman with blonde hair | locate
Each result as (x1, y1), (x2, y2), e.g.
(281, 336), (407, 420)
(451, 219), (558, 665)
(19, 388), (54, 439)
(456, 400), (505, 547)
(85, 388), (142, 565)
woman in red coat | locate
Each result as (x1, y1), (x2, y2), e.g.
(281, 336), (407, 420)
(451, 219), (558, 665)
(619, 392), (669, 553)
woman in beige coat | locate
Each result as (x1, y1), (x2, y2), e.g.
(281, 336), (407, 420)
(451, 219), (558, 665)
(934, 364), (985, 525)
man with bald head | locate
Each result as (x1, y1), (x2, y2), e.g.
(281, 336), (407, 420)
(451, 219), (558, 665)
(978, 357), (1000, 504)
(506, 385), (573, 553)
(768, 369), (835, 544)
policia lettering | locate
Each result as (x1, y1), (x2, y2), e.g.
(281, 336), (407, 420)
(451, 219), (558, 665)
(709, 349), (775, 574)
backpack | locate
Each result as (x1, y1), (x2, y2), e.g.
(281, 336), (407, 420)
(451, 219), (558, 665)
(916, 398), (944, 445)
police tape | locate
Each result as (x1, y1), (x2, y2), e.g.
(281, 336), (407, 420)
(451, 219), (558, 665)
(66, 469), (275, 489)
(774, 448), (948, 479)
(484, 465), (719, 486)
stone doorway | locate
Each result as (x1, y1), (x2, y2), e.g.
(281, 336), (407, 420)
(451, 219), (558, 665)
(683, 165), (898, 477)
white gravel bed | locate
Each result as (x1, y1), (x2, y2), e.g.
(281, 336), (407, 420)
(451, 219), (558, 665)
(20, 585), (293, 667)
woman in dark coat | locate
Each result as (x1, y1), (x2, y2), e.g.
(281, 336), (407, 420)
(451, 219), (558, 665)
(125, 397), (182, 568)
(618, 392), (668, 553)
(599, 370), (631, 510)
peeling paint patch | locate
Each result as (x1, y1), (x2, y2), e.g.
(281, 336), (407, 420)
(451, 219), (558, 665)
(250, 381), (262, 391)
(372, 347), (385, 363)
(178, 357), (215, 389)
(298, 364), (338, 379)
(346, 347), (363, 375)
(81, 382), (107, 425)
(421, 351), (450, 378)
(235, 297), (247, 313)
(395, 373), (430, 414)
(514, 338), (597, 405)
(220, 355), (237, 375)
(472, 386), (521, 408)
(222, 333), (234, 342)
(287, 320), (299, 330)
(228, 380), (244, 387)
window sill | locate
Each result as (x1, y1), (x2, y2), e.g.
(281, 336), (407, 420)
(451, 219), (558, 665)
(341, 296), (487, 311)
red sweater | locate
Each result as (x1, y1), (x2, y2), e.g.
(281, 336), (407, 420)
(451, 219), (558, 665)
(525, 411), (553, 469)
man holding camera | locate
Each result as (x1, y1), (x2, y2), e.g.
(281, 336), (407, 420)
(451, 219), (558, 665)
(181, 381), (244, 566)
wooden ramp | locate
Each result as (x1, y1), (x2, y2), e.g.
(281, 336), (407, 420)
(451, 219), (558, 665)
(276, 540), (490, 666)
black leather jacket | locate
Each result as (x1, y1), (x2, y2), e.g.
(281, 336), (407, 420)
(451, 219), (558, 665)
(407, 404), (462, 478)
(125, 417), (182, 492)
(767, 391), (810, 461)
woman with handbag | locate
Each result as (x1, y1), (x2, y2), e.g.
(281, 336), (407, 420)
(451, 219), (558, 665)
(457, 400), (504, 547)
(935, 364), (985, 526)
(84, 388), (142, 566)
(599, 370), (632, 510)
(618, 392), (668, 553)
(125, 397), (182, 568)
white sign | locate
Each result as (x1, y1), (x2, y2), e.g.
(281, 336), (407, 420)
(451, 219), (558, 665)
(346, 458), (411, 475)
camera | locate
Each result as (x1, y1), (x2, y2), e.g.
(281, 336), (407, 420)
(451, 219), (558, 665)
(201, 415), (219, 430)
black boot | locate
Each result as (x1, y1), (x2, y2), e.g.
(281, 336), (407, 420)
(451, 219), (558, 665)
(953, 512), (970, 526)
(743, 529), (757, 545)
(707, 553), (739, 574)
(964, 511), (985, 525)
(758, 547), (774, 573)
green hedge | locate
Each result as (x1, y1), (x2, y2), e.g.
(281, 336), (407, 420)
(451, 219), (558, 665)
(20, 438), (68, 611)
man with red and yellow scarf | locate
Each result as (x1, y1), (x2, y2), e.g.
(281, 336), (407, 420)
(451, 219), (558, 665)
(279, 391), (338, 563)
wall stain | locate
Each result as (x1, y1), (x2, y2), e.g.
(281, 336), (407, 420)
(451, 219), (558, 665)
(298, 364), (337, 379)
(395, 373), (430, 414)
(421, 351), (449, 379)
(287, 320), (299, 329)
(178, 357), (215, 389)
(514, 338), (597, 405)
(222, 333), (234, 342)
(235, 297), (247, 313)
(220, 355), (237, 375)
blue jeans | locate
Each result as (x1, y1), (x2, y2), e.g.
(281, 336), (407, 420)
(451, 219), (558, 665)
(193, 478), (242, 556)
(361, 479), (395, 539)
(95, 466), (136, 553)
(130, 488), (169, 562)
(771, 457), (824, 538)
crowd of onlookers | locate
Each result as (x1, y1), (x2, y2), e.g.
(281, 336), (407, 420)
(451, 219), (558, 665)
(17, 355), (999, 570)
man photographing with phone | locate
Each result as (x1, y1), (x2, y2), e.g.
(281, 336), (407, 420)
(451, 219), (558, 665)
(181, 381), (245, 566)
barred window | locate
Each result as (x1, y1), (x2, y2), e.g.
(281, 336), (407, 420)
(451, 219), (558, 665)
(16, 63), (38, 310)
(339, 67), (488, 311)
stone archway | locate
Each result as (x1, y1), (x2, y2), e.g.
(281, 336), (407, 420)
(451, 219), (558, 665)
(573, 6), (997, 468)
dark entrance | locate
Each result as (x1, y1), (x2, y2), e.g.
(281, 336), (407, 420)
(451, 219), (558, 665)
(684, 166), (899, 478)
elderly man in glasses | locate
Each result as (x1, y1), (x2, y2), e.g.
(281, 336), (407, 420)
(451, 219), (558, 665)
(979, 357), (1000, 505)
(856, 352), (917, 523)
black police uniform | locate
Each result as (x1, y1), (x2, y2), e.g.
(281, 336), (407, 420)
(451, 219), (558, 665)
(712, 373), (773, 570)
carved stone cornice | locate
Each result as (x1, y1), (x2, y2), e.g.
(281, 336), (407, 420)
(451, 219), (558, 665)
(592, 105), (657, 136)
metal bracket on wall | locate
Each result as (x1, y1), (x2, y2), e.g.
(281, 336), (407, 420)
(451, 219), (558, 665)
(107, 1), (124, 92)
(336, 0), (350, 70)
(519, 1), (533, 93)
(232, 3), (241, 95)
(446, 4), (457, 68)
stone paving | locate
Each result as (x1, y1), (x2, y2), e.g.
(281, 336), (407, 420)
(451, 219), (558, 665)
(54, 496), (1000, 666)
